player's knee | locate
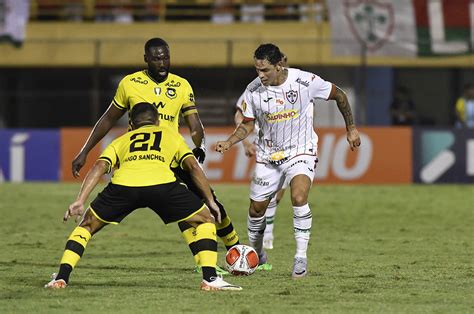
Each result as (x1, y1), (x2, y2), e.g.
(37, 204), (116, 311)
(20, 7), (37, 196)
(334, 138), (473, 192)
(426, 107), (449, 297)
(79, 210), (103, 235)
(249, 201), (267, 218)
(186, 208), (214, 225)
(291, 194), (308, 206)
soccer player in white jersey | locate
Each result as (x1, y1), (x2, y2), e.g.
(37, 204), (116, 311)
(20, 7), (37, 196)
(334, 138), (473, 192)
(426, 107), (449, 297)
(217, 43), (361, 278)
(235, 93), (285, 252)
(234, 52), (288, 251)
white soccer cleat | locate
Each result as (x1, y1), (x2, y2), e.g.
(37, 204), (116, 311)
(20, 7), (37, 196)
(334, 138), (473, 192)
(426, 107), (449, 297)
(292, 257), (308, 279)
(200, 276), (242, 291)
(44, 273), (67, 289)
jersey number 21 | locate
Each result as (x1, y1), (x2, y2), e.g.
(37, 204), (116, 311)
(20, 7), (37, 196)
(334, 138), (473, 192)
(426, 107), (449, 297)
(129, 131), (162, 152)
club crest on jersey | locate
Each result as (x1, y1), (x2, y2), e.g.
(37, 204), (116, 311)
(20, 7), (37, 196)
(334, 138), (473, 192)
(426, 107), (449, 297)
(154, 87), (161, 95)
(166, 88), (177, 99)
(285, 90), (298, 104)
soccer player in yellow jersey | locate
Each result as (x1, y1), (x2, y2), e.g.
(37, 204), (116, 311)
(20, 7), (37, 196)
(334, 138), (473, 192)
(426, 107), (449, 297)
(46, 103), (241, 291)
(71, 38), (239, 273)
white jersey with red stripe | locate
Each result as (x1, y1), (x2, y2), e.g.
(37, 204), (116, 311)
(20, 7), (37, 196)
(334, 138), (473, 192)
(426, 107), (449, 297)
(242, 68), (332, 164)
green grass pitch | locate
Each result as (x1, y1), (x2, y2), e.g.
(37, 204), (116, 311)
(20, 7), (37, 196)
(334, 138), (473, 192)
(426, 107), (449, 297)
(0, 183), (472, 313)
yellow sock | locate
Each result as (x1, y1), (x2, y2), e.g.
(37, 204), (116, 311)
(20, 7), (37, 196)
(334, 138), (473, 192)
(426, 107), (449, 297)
(195, 222), (217, 268)
(60, 226), (91, 268)
(216, 216), (239, 250)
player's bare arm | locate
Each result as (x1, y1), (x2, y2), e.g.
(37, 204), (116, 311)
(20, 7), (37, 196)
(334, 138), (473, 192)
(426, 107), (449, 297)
(184, 113), (206, 163)
(65, 160), (108, 222)
(182, 156), (221, 223)
(72, 104), (125, 177)
(234, 110), (256, 157)
(328, 84), (361, 151)
(216, 119), (254, 153)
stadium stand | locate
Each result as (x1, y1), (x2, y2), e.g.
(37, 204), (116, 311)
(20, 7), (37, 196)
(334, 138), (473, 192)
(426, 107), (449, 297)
(29, 0), (327, 22)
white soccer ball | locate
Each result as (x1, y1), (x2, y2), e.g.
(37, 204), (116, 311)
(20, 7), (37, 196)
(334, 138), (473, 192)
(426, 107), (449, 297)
(225, 244), (259, 276)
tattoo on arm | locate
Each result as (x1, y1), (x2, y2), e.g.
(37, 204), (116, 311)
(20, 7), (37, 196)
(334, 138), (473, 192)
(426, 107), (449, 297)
(334, 87), (354, 127)
(234, 124), (250, 141)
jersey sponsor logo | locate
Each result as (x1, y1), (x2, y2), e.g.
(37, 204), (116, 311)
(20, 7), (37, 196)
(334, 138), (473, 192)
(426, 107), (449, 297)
(252, 176), (269, 186)
(166, 88), (177, 99)
(285, 90), (298, 104)
(276, 98), (284, 106)
(265, 109), (299, 123)
(242, 100), (247, 112)
(296, 78), (310, 87)
(249, 82), (262, 93)
(130, 77), (148, 85)
(288, 159), (309, 169)
(154, 101), (166, 109)
(158, 112), (175, 122)
(269, 151), (289, 165)
(263, 97), (273, 103)
(166, 80), (181, 88)
(189, 93), (194, 102)
(154, 87), (161, 95)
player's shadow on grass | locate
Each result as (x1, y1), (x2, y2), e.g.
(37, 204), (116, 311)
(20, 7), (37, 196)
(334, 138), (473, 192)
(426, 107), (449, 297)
(1, 260), (191, 273)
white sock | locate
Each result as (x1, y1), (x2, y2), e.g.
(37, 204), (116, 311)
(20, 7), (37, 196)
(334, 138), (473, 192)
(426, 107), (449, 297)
(293, 204), (312, 259)
(247, 215), (266, 255)
(264, 196), (277, 241)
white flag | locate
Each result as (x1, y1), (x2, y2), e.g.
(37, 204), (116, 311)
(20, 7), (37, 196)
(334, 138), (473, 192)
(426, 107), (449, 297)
(0, 0), (29, 47)
(327, 0), (417, 57)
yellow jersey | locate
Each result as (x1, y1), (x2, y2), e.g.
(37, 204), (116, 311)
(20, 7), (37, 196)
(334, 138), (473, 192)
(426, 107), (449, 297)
(112, 70), (197, 130)
(98, 124), (193, 187)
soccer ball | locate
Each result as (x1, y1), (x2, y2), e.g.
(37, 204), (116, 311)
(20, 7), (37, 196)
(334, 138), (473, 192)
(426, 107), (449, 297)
(225, 244), (259, 276)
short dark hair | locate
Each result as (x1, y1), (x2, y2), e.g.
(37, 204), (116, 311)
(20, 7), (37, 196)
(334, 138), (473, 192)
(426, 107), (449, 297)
(130, 102), (158, 128)
(254, 43), (284, 65)
(144, 38), (169, 53)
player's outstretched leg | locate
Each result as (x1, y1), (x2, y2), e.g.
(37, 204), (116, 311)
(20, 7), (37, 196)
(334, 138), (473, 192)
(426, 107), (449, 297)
(45, 210), (104, 289)
(45, 226), (91, 288)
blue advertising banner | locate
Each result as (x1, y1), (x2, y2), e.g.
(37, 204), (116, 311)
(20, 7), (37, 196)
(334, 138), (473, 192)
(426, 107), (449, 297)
(413, 128), (474, 183)
(0, 130), (60, 182)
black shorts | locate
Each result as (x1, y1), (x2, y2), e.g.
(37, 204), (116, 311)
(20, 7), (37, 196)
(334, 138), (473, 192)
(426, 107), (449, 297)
(172, 166), (206, 198)
(89, 181), (205, 225)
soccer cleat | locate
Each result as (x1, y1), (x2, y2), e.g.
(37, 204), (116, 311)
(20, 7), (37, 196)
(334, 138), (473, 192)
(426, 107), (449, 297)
(256, 250), (272, 271)
(200, 276), (242, 291)
(256, 263), (273, 271)
(44, 273), (67, 289)
(263, 238), (274, 250)
(292, 257), (308, 279)
(194, 265), (229, 275)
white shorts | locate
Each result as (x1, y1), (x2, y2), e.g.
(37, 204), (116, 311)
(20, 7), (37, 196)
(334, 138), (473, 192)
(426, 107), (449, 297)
(250, 154), (317, 202)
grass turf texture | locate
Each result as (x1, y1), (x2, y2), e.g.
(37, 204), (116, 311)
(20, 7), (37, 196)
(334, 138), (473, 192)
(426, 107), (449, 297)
(0, 183), (472, 313)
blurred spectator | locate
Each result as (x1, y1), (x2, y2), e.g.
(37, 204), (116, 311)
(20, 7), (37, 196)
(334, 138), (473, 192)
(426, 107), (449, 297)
(240, 1), (264, 23)
(299, 2), (324, 22)
(63, 1), (84, 22)
(212, 0), (234, 24)
(134, 0), (160, 22)
(265, 4), (298, 21)
(454, 83), (474, 128)
(390, 86), (417, 125)
(95, 1), (133, 23)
